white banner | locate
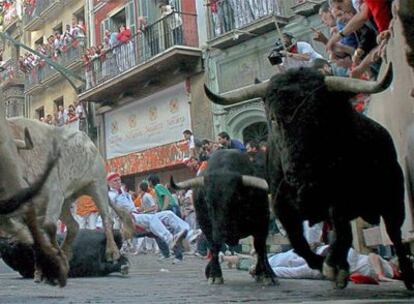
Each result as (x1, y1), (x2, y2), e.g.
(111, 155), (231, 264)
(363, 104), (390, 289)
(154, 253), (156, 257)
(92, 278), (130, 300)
(104, 83), (191, 159)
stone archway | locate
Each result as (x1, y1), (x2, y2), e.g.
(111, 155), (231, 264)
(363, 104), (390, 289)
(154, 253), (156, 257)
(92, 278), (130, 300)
(223, 100), (267, 142)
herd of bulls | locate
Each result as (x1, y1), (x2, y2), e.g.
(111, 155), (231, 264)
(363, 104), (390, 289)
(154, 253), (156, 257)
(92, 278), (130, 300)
(1, 64), (414, 292)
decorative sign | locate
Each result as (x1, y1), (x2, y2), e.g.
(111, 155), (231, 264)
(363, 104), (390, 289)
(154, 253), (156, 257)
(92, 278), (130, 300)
(104, 83), (191, 159)
(105, 140), (189, 176)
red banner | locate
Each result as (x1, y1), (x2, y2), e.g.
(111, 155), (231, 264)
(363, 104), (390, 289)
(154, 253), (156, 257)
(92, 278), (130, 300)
(105, 141), (189, 176)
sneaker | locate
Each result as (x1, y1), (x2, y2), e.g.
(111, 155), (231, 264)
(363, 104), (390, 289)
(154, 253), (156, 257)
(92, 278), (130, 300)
(187, 229), (202, 243)
(194, 252), (205, 258)
(170, 229), (188, 250)
(120, 264), (129, 276)
(172, 258), (182, 264)
(157, 255), (171, 262)
(218, 252), (224, 264)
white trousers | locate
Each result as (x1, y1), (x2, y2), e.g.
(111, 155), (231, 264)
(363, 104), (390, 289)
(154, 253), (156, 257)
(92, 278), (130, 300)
(155, 210), (190, 234)
(132, 213), (174, 245)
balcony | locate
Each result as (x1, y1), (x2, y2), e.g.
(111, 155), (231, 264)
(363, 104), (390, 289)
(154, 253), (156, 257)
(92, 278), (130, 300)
(291, 0), (326, 17)
(79, 12), (202, 103)
(1, 2), (20, 32)
(0, 59), (25, 89)
(206, 0), (289, 49)
(24, 39), (85, 94)
(23, 0), (63, 32)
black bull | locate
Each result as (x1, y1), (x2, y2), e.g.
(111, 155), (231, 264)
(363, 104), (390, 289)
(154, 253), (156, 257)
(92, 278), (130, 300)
(204, 64), (414, 290)
(0, 230), (128, 278)
(171, 149), (276, 285)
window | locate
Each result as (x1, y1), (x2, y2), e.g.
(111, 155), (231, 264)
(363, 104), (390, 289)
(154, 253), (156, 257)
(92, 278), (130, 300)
(74, 7), (85, 25)
(53, 23), (63, 35)
(111, 8), (127, 32)
(35, 106), (45, 120)
(34, 37), (44, 46)
(54, 97), (64, 111)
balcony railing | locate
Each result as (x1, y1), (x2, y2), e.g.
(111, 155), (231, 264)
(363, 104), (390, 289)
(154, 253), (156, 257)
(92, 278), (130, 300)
(207, 0), (284, 39)
(2, 2), (19, 30)
(23, 0), (52, 25)
(85, 11), (198, 90)
(24, 39), (86, 90)
(0, 59), (24, 87)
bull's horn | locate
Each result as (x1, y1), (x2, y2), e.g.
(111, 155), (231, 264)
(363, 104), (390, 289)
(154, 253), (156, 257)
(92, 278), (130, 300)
(325, 62), (393, 94)
(241, 176), (269, 191)
(170, 176), (205, 189)
(204, 81), (269, 106)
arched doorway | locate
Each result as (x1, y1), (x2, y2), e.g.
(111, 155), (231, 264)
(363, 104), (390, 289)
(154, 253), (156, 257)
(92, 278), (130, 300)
(242, 121), (268, 144)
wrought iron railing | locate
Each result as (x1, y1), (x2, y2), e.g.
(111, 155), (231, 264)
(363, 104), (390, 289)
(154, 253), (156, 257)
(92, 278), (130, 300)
(0, 59), (24, 87)
(86, 11), (198, 90)
(2, 2), (19, 29)
(23, 0), (53, 25)
(207, 0), (284, 39)
(24, 38), (86, 90)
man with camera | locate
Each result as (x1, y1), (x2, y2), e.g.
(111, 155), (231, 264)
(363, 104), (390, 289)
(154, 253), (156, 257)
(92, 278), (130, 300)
(270, 33), (323, 72)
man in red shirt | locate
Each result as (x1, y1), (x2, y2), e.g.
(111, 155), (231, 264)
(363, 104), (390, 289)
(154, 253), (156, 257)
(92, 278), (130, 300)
(326, 0), (392, 53)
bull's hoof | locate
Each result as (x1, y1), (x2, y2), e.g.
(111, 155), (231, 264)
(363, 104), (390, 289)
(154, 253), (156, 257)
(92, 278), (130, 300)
(335, 269), (349, 289)
(404, 281), (414, 291)
(208, 277), (224, 285)
(34, 270), (41, 283)
(256, 275), (278, 286)
(106, 247), (121, 262)
(322, 262), (335, 281)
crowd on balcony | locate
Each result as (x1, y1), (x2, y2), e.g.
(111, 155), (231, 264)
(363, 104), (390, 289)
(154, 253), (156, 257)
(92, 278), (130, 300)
(39, 100), (87, 132)
(206, 0), (281, 37)
(23, 0), (36, 16)
(0, 0), (17, 26)
(82, 24), (136, 89)
(19, 18), (86, 74)
(268, 0), (393, 114)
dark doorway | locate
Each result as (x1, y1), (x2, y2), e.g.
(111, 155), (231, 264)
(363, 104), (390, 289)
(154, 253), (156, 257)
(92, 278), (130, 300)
(242, 121), (268, 144)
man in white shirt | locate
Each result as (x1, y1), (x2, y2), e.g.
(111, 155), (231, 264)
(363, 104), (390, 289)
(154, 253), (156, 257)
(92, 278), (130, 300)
(107, 172), (186, 250)
(75, 100), (86, 132)
(277, 33), (323, 71)
(183, 129), (199, 159)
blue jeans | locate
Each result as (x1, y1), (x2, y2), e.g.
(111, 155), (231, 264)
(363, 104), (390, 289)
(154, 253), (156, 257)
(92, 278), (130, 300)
(156, 237), (183, 260)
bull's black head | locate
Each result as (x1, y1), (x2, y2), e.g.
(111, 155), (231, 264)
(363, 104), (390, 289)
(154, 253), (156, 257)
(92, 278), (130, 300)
(265, 68), (348, 126)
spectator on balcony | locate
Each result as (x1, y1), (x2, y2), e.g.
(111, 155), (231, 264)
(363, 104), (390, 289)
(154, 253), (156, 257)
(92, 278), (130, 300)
(207, 0), (219, 36)
(18, 56), (27, 73)
(46, 35), (55, 58)
(23, 0), (36, 16)
(159, 3), (183, 48)
(62, 24), (74, 47)
(56, 105), (67, 127)
(75, 100), (87, 132)
(66, 104), (78, 124)
(44, 114), (54, 125)
(83, 51), (94, 90)
(276, 32), (323, 72)
(53, 32), (63, 57)
(71, 17), (86, 45)
(116, 25), (135, 72)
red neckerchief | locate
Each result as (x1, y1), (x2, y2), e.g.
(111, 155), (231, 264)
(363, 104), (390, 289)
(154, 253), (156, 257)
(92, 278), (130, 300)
(288, 43), (298, 54)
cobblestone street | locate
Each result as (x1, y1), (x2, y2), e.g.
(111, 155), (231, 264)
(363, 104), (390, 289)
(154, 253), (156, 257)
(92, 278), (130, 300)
(1, 253), (414, 304)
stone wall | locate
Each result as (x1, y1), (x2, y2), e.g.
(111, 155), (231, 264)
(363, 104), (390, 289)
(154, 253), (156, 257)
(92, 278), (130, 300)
(368, 13), (414, 242)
